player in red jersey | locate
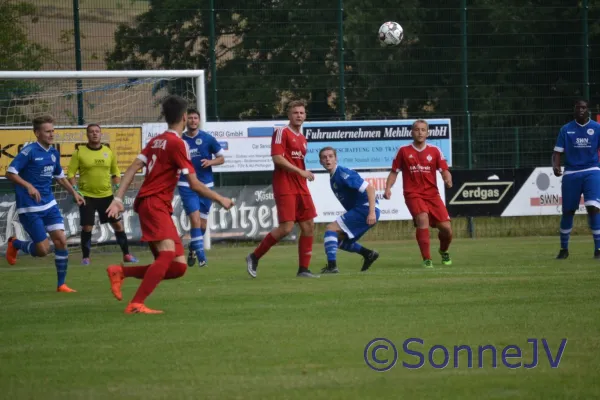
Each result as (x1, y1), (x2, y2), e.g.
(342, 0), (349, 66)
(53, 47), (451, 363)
(384, 119), (454, 268)
(104, 95), (234, 314)
(246, 100), (319, 278)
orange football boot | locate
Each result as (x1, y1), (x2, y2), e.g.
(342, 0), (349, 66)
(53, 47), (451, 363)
(57, 284), (77, 293)
(106, 265), (125, 301)
(124, 303), (163, 314)
(5, 236), (18, 265)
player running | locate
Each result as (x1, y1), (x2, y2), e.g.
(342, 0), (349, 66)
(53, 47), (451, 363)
(318, 147), (380, 274)
(552, 99), (600, 259)
(177, 108), (224, 267)
(67, 123), (138, 265)
(384, 119), (453, 268)
(105, 96), (234, 314)
(245, 100), (319, 278)
(5, 115), (85, 292)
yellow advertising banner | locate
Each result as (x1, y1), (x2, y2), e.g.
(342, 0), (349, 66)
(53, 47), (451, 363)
(0, 126), (142, 176)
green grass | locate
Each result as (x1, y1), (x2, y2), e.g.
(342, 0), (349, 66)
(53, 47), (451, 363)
(1, 236), (600, 399)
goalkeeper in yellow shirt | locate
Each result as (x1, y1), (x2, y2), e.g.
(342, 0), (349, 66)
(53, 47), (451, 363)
(67, 124), (138, 265)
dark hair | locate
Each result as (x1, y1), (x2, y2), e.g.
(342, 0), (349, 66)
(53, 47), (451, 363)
(86, 123), (101, 133)
(187, 108), (200, 117)
(574, 98), (589, 106)
(319, 146), (337, 159)
(32, 115), (54, 132)
(162, 95), (188, 125)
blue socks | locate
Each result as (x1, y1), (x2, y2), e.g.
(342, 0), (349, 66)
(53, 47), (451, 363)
(12, 239), (37, 256)
(324, 231), (338, 262)
(588, 212), (600, 250)
(54, 249), (68, 287)
(560, 213), (574, 250)
(190, 227), (205, 262)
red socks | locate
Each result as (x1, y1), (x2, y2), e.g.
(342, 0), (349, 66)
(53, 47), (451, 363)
(131, 251), (176, 304)
(416, 228), (431, 260)
(298, 236), (313, 269)
(253, 233), (278, 259)
(439, 231), (452, 252)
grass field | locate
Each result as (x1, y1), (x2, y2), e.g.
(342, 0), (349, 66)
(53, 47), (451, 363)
(1, 236), (600, 399)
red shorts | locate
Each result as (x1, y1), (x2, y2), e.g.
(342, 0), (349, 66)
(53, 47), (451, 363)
(405, 196), (451, 227)
(134, 196), (184, 256)
(275, 194), (317, 223)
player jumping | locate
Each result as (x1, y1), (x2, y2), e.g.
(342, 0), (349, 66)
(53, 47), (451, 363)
(552, 99), (600, 259)
(318, 147), (380, 274)
(245, 100), (319, 278)
(384, 119), (453, 268)
(105, 96), (233, 314)
(67, 123), (138, 265)
(5, 115), (85, 292)
(177, 108), (224, 267)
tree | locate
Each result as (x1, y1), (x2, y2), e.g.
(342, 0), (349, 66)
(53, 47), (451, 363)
(0, 1), (50, 125)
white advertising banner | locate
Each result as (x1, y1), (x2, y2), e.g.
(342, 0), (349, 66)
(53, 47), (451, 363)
(142, 121), (287, 172)
(308, 171), (447, 222)
(501, 167), (586, 216)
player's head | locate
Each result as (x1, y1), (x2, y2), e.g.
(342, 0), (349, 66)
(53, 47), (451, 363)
(411, 119), (429, 144)
(574, 99), (589, 122)
(161, 95), (188, 130)
(33, 115), (55, 147)
(286, 99), (307, 128)
(319, 146), (337, 172)
(86, 124), (102, 146)
(186, 108), (200, 133)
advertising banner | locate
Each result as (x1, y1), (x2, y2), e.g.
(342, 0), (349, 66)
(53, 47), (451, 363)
(308, 171), (447, 223)
(0, 126), (141, 176)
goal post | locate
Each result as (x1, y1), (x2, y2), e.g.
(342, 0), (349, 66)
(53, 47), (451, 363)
(0, 69), (212, 252)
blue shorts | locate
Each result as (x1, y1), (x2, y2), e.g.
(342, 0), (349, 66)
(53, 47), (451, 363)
(178, 185), (213, 219)
(336, 206), (381, 242)
(18, 205), (65, 243)
(562, 169), (600, 212)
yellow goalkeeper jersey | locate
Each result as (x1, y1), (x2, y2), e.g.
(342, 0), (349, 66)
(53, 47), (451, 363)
(67, 144), (120, 198)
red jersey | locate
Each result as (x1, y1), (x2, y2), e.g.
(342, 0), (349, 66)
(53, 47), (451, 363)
(391, 143), (449, 199)
(270, 125), (310, 196)
(136, 130), (195, 208)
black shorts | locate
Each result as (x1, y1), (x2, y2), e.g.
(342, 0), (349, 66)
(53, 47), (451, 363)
(79, 195), (121, 226)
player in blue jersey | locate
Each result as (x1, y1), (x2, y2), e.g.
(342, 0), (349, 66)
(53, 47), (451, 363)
(552, 99), (600, 259)
(318, 147), (380, 273)
(5, 115), (85, 292)
(177, 108), (224, 267)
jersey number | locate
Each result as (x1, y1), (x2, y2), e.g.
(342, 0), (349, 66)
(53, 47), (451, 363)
(147, 154), (158, 173)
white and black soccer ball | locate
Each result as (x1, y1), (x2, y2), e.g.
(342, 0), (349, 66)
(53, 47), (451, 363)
(378, 21), (404, 46)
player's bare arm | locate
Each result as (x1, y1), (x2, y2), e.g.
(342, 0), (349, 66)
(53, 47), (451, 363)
(441, 169), (453, 188)
(366, 184), (377, 225)
(5, 172), (41, 203)
(186, 173), (234, 209)
(107, 158), (145, 218)
(56, 177), (85, 206)
(552, 151), (562, 177)
(201, 154), (224, 168)
(384, 170), (398, 200)
(272, 154), (314, 181)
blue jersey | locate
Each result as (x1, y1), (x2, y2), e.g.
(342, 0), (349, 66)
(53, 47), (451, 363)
(7, 142), (64, 214)
(178, 130), (223, 187)
(554, 119), (600, 172)
(330, 166), (378, 211)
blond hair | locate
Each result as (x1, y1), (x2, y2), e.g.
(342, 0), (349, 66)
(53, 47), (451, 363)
(286, 99), (307, 114)
(412, 119), (429, 130)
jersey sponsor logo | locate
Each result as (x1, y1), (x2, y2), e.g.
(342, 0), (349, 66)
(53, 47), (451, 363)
(94, 159), (105, 165)
(42, 165), (54, 176)
(409, 164), (432, 172)
(449, 182), (514, 205)
(152, 139), (167, 150)
(290, 150), (304, 159)
(575, 137), (591, 148)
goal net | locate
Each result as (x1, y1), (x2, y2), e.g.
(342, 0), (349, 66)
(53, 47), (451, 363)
(0, 70), (209, 254)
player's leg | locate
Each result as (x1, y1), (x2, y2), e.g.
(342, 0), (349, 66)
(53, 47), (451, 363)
(557, 174), (581, 259)
(295, 194), (319, 278)
(322, 221), (343, 273)
(6, 212), (53, 265)
(246, 194), (296, 278)
(582, 170), (600, 258)
(406, 197), (433, 267)
(179, 187), (202, 267)
(195, 197), (212, 267)
(335, 207), (380, 272)
(79, 196), (95, 265)
(102, 195), (137, 263)
(428, 197), (453, 266)
(45, 206), (76, 292)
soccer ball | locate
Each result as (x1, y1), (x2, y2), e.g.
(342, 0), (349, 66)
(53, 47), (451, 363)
(378, 21), (403, 46)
